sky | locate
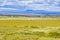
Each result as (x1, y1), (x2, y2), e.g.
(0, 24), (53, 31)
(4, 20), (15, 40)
(0, 0), (60, 13)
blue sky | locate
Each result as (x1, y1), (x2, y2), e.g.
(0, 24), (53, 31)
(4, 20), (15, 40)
(0, 0), (60, 15)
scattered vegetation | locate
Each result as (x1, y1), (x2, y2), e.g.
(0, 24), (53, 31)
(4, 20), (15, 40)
(48, 32), (60, 38)
(0, 18), (59, 40)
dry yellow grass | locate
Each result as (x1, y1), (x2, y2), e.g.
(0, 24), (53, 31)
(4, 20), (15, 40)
(0, 17), (60, 40)
(0, 19), (60, 27)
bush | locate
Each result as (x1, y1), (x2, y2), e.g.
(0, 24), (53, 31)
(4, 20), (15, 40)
(48, 32), (60, 38)
(32, 32), (45, 37)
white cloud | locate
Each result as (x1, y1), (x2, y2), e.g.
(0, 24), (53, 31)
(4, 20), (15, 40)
(0, 0), (60, 11)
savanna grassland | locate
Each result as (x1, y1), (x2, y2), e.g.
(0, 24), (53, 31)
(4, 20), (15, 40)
(0, 16), (60, 40)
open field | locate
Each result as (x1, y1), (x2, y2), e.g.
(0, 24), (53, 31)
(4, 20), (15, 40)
(0, 16), (60, 40)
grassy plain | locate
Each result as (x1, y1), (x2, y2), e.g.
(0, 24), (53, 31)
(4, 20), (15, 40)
(0, 16), (60, 40)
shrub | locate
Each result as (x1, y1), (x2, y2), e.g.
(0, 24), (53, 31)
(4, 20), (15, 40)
(48, 32), (60, 38)
(32, 32), (45, 37)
